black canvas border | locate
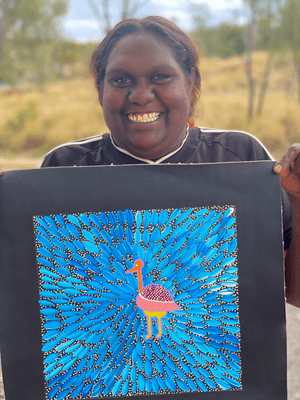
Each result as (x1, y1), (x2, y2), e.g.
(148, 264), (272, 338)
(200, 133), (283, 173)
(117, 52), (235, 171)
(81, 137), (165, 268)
(0, 161), (286, 400)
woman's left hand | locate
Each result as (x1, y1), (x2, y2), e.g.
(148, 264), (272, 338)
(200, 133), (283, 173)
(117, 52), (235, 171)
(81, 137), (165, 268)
(273, 143), (300, 199)
(274, 144), (300, 307)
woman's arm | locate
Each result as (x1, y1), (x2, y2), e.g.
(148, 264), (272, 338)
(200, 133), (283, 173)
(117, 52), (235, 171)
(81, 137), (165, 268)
(274, 144), (300, 307)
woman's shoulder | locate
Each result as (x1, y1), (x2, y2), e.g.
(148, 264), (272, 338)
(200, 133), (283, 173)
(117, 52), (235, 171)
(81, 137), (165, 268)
(197, 127), (274, 161)
(40, 134), (110, 167)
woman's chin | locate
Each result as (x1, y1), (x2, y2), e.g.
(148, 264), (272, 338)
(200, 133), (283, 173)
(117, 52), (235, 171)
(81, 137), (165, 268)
(126, 141), (166, 159)
(111, 118), (187, 160)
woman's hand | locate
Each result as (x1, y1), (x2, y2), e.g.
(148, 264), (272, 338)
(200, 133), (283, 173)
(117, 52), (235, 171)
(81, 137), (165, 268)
(274, 144), (300, 307)
(273, 143), (300, 199)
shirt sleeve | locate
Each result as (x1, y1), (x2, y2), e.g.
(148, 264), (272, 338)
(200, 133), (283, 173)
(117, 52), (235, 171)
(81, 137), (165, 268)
(40, 145), (88, 167)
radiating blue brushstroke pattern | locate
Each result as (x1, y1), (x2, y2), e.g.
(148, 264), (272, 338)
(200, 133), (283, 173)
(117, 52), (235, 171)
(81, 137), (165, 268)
(34, 206), (241, 400)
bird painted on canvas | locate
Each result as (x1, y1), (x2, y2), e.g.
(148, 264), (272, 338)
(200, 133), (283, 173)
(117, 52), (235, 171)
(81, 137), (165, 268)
(126, 258), (180, 339)
(35, 207), (241, 400)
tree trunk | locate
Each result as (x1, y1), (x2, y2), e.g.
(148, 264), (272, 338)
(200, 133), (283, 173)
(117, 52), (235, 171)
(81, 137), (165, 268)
(0, 18), (7, 51)
(256, 51), (275, 116)
(86, 0), (104, 32)
(244, 21), (256, 121)
(294, 50), (300, 103)
(122, 0), (129, 19)
(102, 0), (111, 33)
(245, 54), (256, 120)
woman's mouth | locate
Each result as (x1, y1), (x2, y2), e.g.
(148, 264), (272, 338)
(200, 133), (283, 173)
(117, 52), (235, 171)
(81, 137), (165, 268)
(127, 112), (162, 123)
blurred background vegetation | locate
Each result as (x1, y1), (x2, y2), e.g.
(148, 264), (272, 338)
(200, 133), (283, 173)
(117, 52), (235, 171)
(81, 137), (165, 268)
(1, 0), (300, 170)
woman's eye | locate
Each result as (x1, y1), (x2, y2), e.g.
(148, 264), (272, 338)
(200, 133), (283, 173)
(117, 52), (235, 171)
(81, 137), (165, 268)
(113, 77), (131, 85)
(152, 74), (170, 82)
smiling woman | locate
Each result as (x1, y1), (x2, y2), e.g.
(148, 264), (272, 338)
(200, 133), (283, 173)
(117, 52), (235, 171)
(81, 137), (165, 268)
(41, 16), (300, 309)
(42, 16), (201, 164)
(100, 32), (195, 159)
(91, 17), (200, 160)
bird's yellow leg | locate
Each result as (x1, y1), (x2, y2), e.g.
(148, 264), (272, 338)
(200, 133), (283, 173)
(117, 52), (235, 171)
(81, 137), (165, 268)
(144, 311), (167, 339)
(144, 311), (154, 339)
(156, 311), (167, 338)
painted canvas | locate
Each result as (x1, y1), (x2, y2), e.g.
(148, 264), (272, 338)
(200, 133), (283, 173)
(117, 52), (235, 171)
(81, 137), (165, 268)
(34, 206), (240, 399)
(0, 162), (287, 400)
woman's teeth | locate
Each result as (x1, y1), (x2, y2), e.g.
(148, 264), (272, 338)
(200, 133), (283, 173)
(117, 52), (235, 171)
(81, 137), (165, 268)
(127, 112), (161, 123)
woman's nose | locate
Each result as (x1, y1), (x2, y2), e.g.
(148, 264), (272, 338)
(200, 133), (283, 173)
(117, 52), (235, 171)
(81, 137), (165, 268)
(128, 80), (155, 105)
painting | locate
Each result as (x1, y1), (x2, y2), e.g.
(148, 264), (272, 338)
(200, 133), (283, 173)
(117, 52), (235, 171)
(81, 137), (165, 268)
(34, 206), (240, 399)
(0, 162), (287, 400)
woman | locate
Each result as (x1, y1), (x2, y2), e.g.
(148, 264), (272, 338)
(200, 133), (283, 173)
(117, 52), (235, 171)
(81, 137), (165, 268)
(41, 16), (300, 307)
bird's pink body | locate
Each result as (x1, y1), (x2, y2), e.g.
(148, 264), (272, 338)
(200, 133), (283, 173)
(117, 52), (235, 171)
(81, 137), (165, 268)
(137, 284), (180, 311)
(126, 259), (180, 339)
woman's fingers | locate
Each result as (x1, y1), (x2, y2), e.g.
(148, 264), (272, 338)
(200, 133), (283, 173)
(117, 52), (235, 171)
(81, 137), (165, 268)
(274, 144), (300, 172)
(274, 144), (300, 197)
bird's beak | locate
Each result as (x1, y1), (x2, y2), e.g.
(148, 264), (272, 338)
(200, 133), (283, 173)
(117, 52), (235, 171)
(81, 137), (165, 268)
(126, 266), (137, 274)
(126, 259), (143, 274)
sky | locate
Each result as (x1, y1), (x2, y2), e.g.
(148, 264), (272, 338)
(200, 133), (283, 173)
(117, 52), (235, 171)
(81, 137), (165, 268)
(61, 0), (244, 42)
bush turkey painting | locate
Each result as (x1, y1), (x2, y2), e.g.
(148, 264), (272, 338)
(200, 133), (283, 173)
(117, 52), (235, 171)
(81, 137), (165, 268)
(0, 163), (287, 400)
(34, 206), (241, 399)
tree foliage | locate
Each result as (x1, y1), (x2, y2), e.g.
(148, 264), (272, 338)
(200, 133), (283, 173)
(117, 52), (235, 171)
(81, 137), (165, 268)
(192, 0), (299, 116)
(280, 0), (300, 101)
(281, 0), (300, 51)
(194, 24), (245, 58)
(1, 0), (67, 44)
(1, 0), (299, 96)
(241, 0), (289, 118)
(0, 0), (68, 85)
(190, 2), (245, 59)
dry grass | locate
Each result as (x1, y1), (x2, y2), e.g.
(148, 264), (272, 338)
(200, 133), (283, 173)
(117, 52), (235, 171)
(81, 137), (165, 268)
(0, 79), (108, 159)
(0, 156), (42, 171)
(1, 51), (300, 169)
(195, 90), (300, 160)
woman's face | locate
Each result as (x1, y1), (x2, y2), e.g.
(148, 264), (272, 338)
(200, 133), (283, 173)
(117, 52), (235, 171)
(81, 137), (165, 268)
(100, 32), (195, 160)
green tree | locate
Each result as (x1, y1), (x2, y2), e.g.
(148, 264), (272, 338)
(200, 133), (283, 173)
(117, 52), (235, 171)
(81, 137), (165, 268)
(190, 1), (245, 59)
(194, 24), (245, 58)
(0, 0), (68, 85)
(254, 0), (284, 115)
(189, 2), (214, 56)
(242, 0), (285, 119)
(243, 0), (261, 120)
(214, 24), (245, 58)
(281, 0), (300, 102)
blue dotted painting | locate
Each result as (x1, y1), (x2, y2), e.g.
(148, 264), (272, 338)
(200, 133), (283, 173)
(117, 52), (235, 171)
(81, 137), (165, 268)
(34, 206), (242, 400)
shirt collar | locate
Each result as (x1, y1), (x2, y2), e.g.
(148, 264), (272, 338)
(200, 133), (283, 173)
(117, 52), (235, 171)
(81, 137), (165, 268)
(110, 126), (190, 165)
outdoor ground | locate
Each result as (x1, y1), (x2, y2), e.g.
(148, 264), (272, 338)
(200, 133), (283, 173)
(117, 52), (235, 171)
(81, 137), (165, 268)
(287, 304), (300, 399)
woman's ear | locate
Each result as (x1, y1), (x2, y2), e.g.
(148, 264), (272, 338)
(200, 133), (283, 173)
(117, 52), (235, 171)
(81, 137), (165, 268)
(99, 88), (103, 108)
(188, 67), (196, 94)
(187, 67), (196, 118)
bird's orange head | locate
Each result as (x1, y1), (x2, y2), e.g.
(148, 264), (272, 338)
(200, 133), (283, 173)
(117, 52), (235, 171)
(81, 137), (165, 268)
(126, 259), (144, 274)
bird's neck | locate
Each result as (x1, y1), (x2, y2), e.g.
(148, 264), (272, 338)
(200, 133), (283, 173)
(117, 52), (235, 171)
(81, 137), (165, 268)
(137, 269), (143, 293)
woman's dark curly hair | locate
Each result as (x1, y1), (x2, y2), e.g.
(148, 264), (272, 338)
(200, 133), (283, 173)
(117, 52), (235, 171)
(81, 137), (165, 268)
(90, 16), (201, 117)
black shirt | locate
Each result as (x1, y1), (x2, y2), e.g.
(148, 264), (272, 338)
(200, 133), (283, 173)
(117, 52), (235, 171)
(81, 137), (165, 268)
(41, 127), (292, 249)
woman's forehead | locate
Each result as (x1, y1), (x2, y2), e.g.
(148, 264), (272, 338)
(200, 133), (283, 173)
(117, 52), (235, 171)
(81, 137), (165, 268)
(105, 32), (180, 74)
